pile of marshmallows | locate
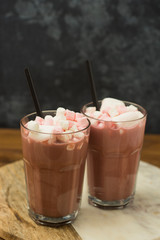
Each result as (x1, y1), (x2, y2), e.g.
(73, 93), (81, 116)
(86, 98), (144, 128)
(26, 108), (88, 143)
(26, 98), (144, 142)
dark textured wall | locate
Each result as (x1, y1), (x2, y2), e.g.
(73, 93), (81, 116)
(0, 0), (160, 133)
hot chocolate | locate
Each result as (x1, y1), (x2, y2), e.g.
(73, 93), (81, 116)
(82, 98), (146, 208)
(21, 108), (90, 225)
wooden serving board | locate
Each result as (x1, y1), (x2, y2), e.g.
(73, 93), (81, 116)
(0, 160), (81, 240)
(1, 160), (160, 240)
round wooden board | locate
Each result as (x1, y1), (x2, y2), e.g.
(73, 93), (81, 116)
(0, 160), (81, 240)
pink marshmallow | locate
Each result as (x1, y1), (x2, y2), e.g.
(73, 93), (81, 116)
(68, 120), (76, 129)
(75, 112), (83, 121)
(65, 110), (75, 121)
(99, 113), (111, 121)
(35, 116), (44, 125)
(53, 126), (63, 133)
(77, 117), (88, 129)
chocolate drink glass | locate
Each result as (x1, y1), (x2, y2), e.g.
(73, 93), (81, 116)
(81, 101), (147, 208)
(20, 110), (90, 226)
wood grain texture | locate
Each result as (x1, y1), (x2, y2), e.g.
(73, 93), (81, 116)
(0, 160), (81, 240)
(141, 134), (160, 168)
(0, 129), (22, 167)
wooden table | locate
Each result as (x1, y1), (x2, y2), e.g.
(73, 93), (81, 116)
(0, 128), (160, 240)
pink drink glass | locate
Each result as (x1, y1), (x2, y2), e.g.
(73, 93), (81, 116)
(20, 110), (90, 226)
(82, 101), (147, 208)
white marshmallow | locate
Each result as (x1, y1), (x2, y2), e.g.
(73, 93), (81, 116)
(57, 134), (71, 142)
(100, 98), (125, 116)
(93, 111), (101, 119)
(48, 136), (56, 144)
(27, 120), (39, 131)
(108, 108), (119, 118)
(29, 132), (50, 142)
(70, 124), (78, 132)
(59, 120), (69, 130)
(28, 125), (55, 142)
(74, 132), (84, 139)
(39, 125), (54, 134)
(56, 107), (65, 116)
(86, 106), (96, 115)
(64, 130), (73, 140)
(112, 111), (144, 128)
(53, 115), (66, 125)
(126, 105), (138, 112)
(90, 119), (98, 126)
(44, 115), (54, 125)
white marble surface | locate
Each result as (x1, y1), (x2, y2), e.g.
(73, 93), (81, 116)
(73, 161), (160, 240)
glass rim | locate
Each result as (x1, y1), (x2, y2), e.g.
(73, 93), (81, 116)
(81, 100), (147, 123)
(20, 110), (91, 135)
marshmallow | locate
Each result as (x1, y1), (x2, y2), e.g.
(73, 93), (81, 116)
(85, 106), (96, 115)
(108, 108), (119, 118)
(64, 130), (73, 140)
(65, 110), (75, 121)
(100, 98), (125, 117)
(112, 111), (144, 128)
(56, 107), (65, 117)
(90, 119), (98, 126)
(93, 111), (102, 119)
(35, 116), (44, 125)
(75, 112), (83, 121)
(27, 120), (39, 131)
(112, 111), (143, 122)
(98, 122), (105, 129)
(70, 124), (78, 132)
(44, 115), (54, 126)
(74, 132), (84, 139)
(57, 134), (71, 142)
(29, 125), (55, 142)
(99, 113), (111, 121)
(85, 98), (144, 130)
(59, 120), (69, 130)
(117, 105), (127, 115)
(77, 117), (88, 129)
(54, 108), (66, 124)
(48, 136), (56, 144)
(53, 126), (63, 133)
(126, 105), (138, 112)
(29, 131), (51, 142)
(39, 125), (54, 134)
(68, 120), (75, 129)
(26, 107), (88, 143)
(53, 115), (66, 125)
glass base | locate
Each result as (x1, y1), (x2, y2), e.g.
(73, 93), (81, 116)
(88, 194), (134, 209)
(29, 208), (78, 227)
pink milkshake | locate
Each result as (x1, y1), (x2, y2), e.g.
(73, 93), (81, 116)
(20, 109), (90, 226)
(82, 98), (147, 208)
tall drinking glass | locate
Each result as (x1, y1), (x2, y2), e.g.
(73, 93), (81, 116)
(20, 110), (90, 226)
(82, 101), (147, 208)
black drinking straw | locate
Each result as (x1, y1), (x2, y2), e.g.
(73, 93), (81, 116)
(86, 60), (99, 110)
(25, 68), (43, 118)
